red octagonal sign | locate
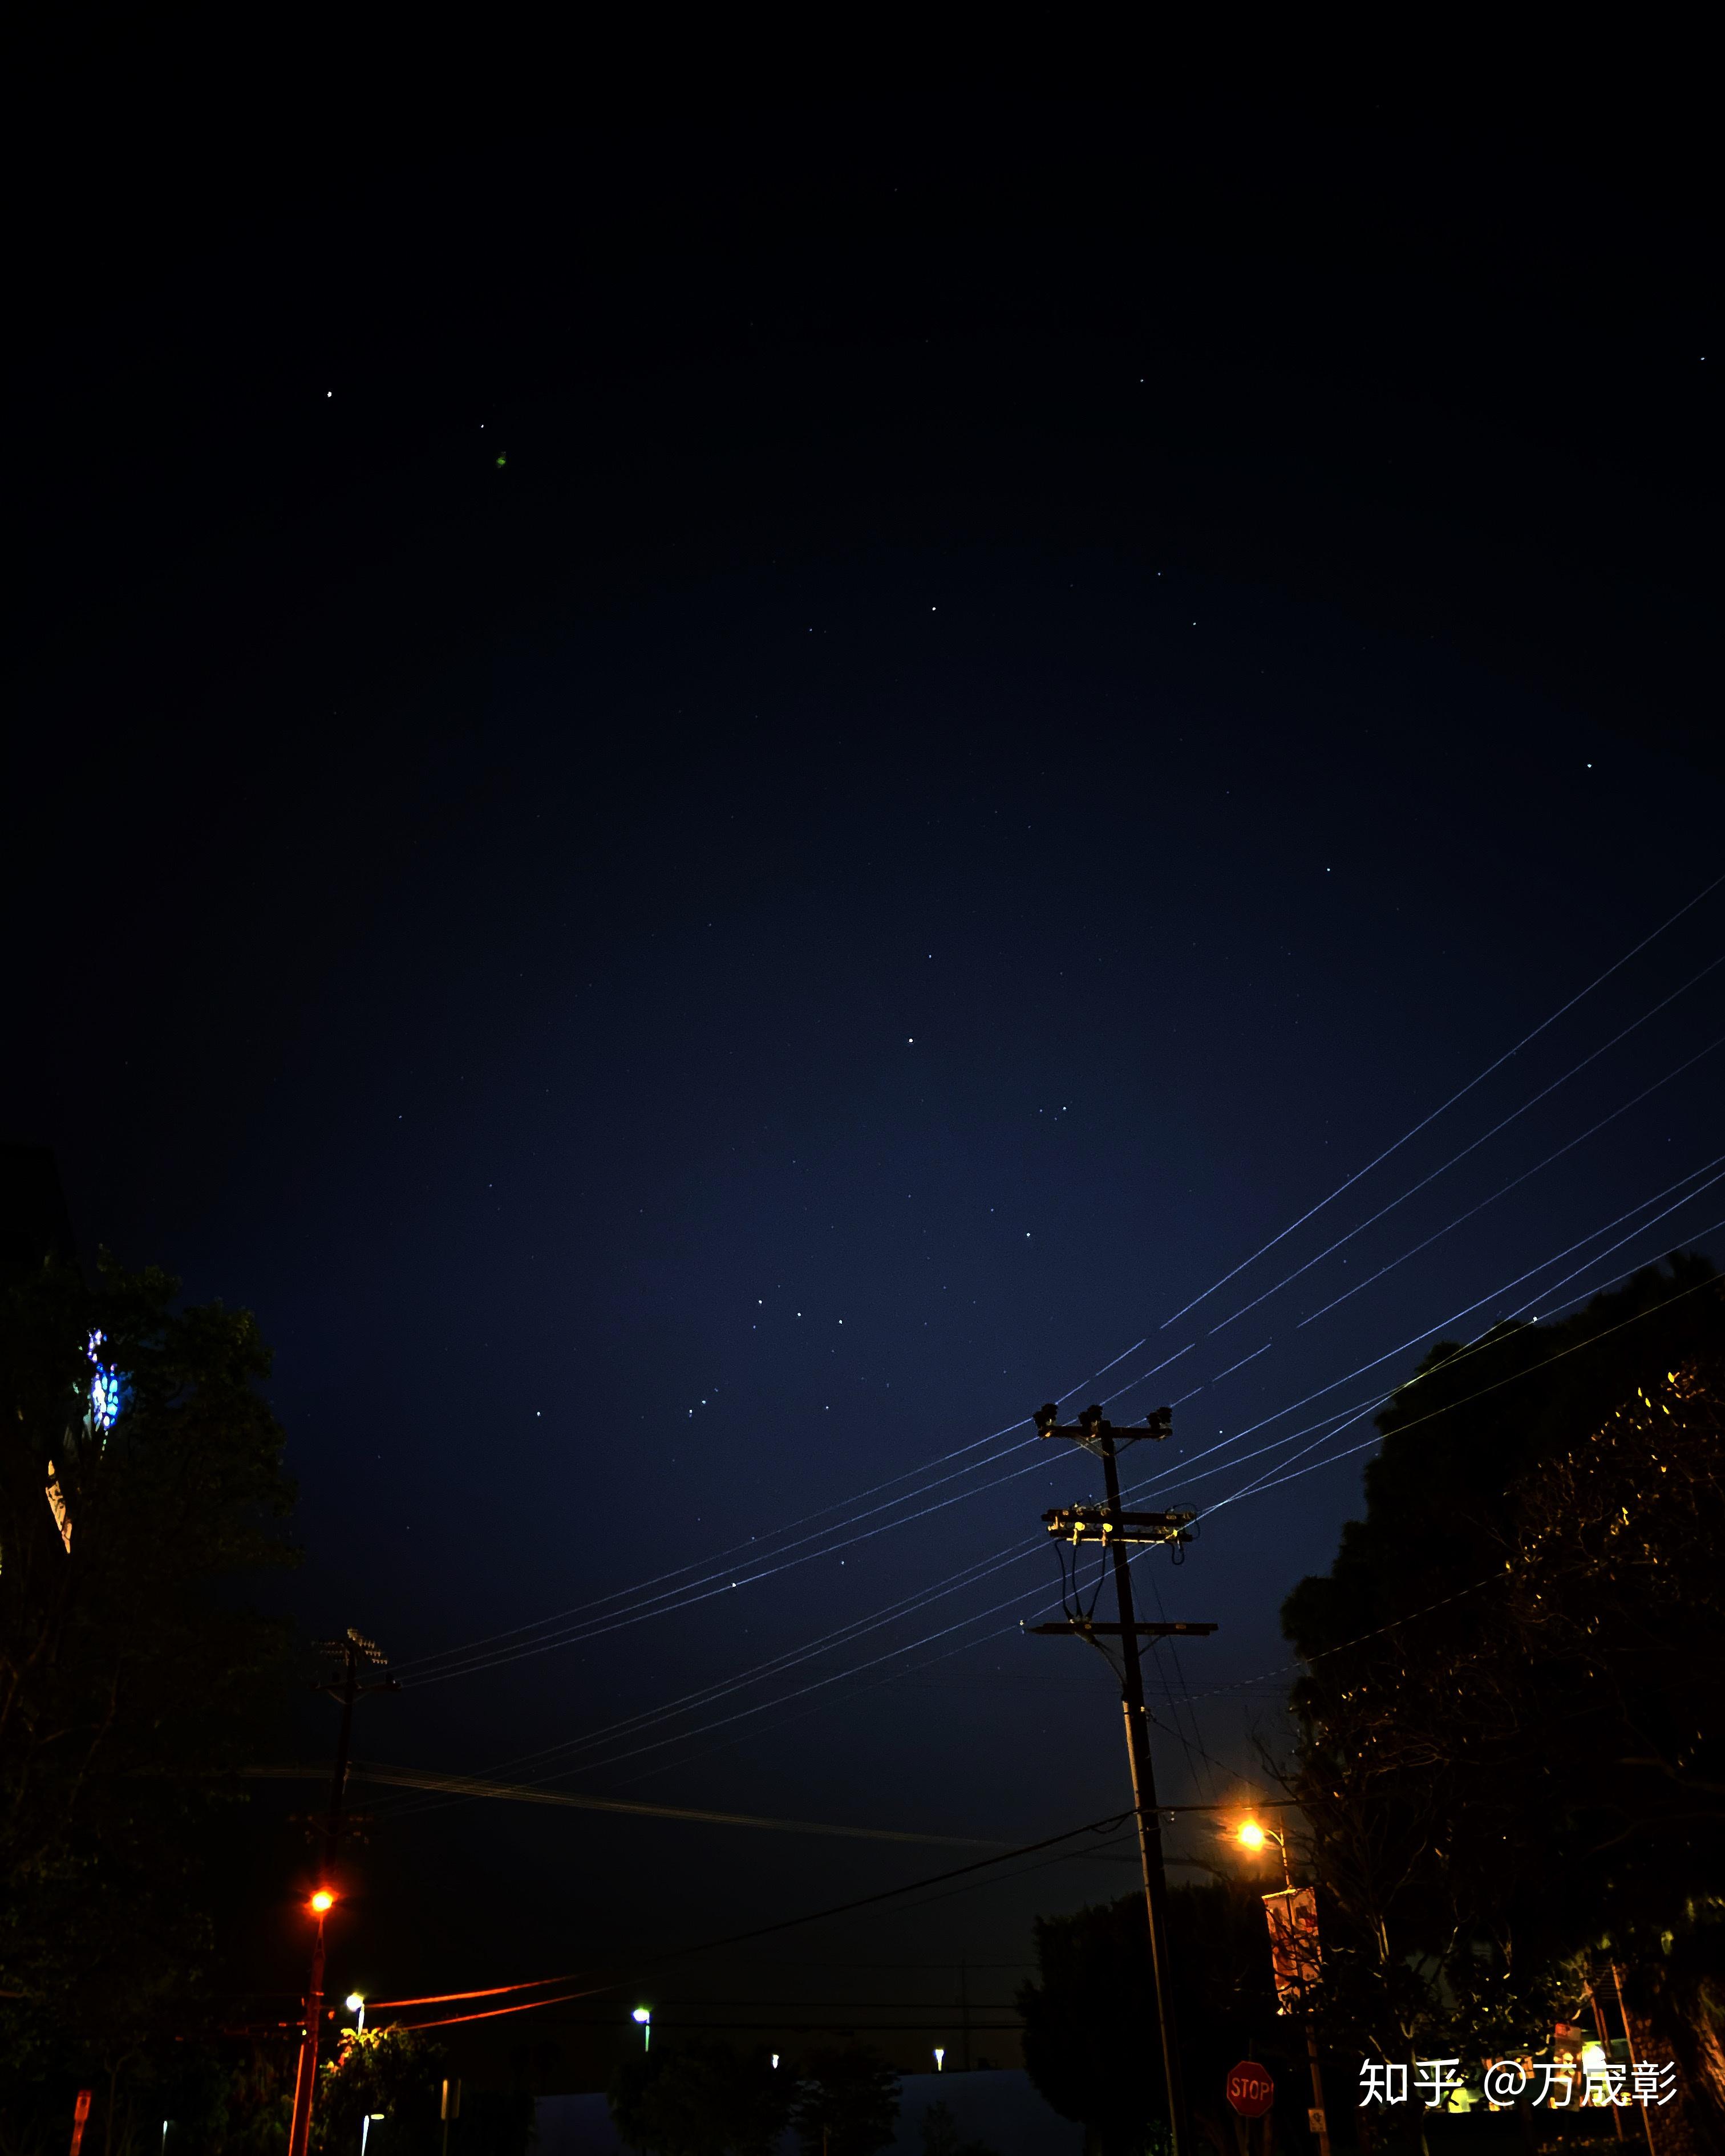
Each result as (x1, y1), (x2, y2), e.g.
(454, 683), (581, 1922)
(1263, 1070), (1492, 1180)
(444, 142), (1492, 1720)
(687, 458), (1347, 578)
(1226, 2062), (1275, 2119)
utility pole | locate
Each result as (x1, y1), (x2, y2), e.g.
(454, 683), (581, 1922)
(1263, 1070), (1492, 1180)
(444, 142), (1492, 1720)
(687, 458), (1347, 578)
(287, 1630), (399, 2156)
(1027, 1403), (1214, 2156)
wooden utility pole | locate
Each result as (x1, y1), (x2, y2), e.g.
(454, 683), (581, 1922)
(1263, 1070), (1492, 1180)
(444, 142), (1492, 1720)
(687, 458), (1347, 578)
(1027, 1403), (1214, 2156)
(286, 1630), (398, 2156)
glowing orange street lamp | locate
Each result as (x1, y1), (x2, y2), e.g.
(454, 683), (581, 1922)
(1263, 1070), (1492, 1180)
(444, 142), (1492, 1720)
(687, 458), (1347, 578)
(1233, 1815), (1330, 2156)
(288, 1890), (336, 2156)
(1234, 1816), (1292, 1887)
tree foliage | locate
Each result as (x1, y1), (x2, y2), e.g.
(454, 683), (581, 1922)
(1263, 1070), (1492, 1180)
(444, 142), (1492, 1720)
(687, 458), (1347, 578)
(789, 2050), (900, 2156)
(1018, 1879), (1306, 2156)
(0, 1254), (298, 2097)
(608, 2040), (896, 2156)
(1278, 1255), (1725, 2144)
(610, 2039), (793, 2156)
(918, 2098), (997, 2156)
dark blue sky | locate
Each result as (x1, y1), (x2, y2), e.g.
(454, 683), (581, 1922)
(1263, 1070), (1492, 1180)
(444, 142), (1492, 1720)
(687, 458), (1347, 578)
(5, 87), (1719, 2072)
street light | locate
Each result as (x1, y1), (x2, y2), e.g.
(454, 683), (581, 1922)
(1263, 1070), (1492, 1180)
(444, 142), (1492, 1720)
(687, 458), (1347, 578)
(1233, 1816), (1329, 2156)
(289, 1891), (337, 2156)
(933, 2049), (945, 2072)
(1234, 1818), (1291, 1887)
(633, 2007), (652, 2052)
(346, 1994), (366, 2032)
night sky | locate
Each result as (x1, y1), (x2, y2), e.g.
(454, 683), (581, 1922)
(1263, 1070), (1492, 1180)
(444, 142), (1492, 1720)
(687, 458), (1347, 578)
(5, 76), (1719, 2081)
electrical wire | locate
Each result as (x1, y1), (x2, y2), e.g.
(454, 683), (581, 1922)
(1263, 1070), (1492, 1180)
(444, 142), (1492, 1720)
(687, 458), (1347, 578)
(245, 1763), (1003, 1845)
(372, 1022), (1725, 1827)
(411, 1391), (1370, 1806)
(1197, 1226), (1725, 1518)
(1202, 950), (1725, 1336)
(371, 1808), (1140, 2025)
(386, 1169), (1724, 1813)
(1131, 1150), (1725, 1496)
(1156, 866), (1725, 1328)
(550, 1218), (1725, 1797)
(398, 961), (1724, 1695)
(625, 1231), (1723, 1811)
(374, 1350), (1709, 2035)
(1295, 1027), (1725, 1328)
(397, 1336), (1169, 1685)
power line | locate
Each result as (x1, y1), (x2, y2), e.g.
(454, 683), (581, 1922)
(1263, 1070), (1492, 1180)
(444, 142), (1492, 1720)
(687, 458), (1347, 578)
(1199, 1236), (1725, 1517)
(397, 1338), (1161, 1685)
(391, 1204), (1721, 1819)
(1157, 866), (1725, 1328)
(379, 1162), (1725, 1835)
(374, 1808), (1141, 2026)
(565, 1237), (1724, 1800)
(244, 1762), (1003, 1847)
(1295, 1028), (1725, 1328)
(1202, 949), (1725, 1335)
(1135, 1153), (1725, 1502)
(395, 922), (1724, 1704)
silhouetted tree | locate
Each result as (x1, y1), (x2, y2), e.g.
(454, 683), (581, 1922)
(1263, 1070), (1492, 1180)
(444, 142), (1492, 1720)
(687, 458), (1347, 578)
(1280, 1257), (1725, 2148)
(1018, 1880), (1306, 2156)
(0, 1254), (298, 2123)
(791, 2049), (900, 2156)
(920, 2097), (998, 2156)
(610, 2039), (792, 2156)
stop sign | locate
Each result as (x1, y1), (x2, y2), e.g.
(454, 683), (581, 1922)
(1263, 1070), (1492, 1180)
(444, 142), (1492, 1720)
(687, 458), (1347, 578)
(1226, 2062), (1275, 2119)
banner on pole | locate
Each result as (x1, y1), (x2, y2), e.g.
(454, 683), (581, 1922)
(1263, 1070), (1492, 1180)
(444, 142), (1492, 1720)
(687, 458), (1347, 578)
(1263, 1887), (1322, 2012)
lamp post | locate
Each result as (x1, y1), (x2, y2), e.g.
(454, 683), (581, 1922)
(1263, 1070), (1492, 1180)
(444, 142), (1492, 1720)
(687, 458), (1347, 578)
(633, 2008), (652, 2052)
(1237, 1819), (1331, 2156)
(288, 1892), (335, 2156)
(340, 1996), (369, 2153)
(1237, 1817), (1291, 1888)
(933, 2049), (945, 2073)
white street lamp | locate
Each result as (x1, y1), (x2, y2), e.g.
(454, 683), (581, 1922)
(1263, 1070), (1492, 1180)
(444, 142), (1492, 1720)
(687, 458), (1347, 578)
(933, 2048), (945, 2072)
(633, 2007), (653, 2052)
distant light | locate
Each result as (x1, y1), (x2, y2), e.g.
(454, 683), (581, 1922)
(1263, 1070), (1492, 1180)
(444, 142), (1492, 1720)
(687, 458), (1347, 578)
(87, 1331), (126, 1433)
(934, 2048), (945, 2072)
(310, 1890), (335, 1913)
(632, 2008), (651, 2024)
(346, 1994), (365, 2012)
(1237, 1820), (1268, 1852)
(772, 2055), (780, 2069)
